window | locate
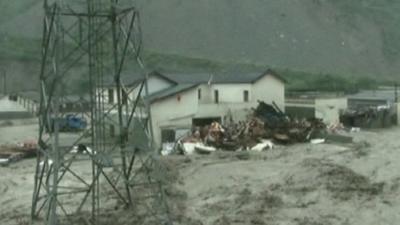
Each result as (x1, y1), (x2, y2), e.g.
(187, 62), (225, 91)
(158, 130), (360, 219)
(214, 90), (219, 103)
(244, 90), (249, 102)
(161, 129), (176, 143)
(108, 89), (114, 104)
(198, 88), (202, 100)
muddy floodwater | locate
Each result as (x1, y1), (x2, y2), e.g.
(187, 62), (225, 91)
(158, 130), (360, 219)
(1, 114), (400, 225)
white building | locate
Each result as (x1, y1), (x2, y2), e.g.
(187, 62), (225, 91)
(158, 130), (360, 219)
(98, 69), (286, 149)
(17, 91), (40, 115)
(285, 93), (348, 125)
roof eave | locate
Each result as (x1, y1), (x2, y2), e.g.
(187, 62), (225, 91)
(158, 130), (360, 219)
(149, 84), (199, 104)
(254, 69), (287, 84)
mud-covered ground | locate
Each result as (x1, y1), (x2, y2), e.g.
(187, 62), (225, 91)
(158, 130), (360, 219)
(1, 115), (400, 224)
(161, 127), (400, 225)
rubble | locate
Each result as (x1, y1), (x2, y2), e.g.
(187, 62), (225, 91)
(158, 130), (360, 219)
(310, 139), (325, 144)
(250, 140), (274, 151)
(168, 101), (336, 155)
(340, 105), (395, 129)
(325, 133), (354, 144)
(195, 144), (217, 154)
(0, 140), (37, 166)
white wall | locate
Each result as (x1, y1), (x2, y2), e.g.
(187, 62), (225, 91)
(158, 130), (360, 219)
(210, 84), (252, 103)
(252, 75), (285, 111)
(129, 75), (174, 99)
(96, 87), (116, 105)
(96, 74), (174, 105)
(315, 98), (347, 124)
(196, 102), (255, 122)
(198, 84), (212, 103)
(150, 88), (199, 148)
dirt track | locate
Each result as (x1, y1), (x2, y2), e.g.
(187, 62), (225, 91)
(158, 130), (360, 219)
(1, 122), (400, 225)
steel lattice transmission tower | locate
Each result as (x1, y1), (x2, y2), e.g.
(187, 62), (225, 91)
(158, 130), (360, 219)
(31, 0), (172, 224)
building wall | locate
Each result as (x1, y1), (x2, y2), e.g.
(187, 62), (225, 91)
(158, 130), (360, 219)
(150, 75), (285, 147)
(97, 75), (174, 105)
(252, 75), (285, 111)
(315, 98), (347, 124)
(150, 88), (199, 148)
(129, 75), (174, 99)
(198, 85), (212, 103)
(196, 102), (254, 122)
(285, 97), (347, 124)
(96, 88), (114, 105)
(210, 84), (252, 103)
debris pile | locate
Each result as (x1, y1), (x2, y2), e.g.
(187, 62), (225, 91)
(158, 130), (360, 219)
(340, 105), (395, 128)
(174, 101), (328, 155)
(253, 101), (326, 144)
(0, 141), (37, 166)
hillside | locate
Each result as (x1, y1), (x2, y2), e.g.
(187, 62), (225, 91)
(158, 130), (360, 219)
(135, 0), (400, 76)
(0, 0), (400, 92)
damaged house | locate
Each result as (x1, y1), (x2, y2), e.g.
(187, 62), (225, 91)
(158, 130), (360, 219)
(341, 89), (399, 128)
(285, 92), (348, 125)
(98, 69), (285, 149)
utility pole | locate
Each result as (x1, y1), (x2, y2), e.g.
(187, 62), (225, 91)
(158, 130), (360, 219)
(395, 82), (398, 103)
(30, 1), (172, 224)
(1, 68), (5, 95)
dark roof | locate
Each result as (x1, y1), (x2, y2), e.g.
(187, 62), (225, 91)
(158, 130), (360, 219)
(101, 71), (182, 87)
(145, 84), (198, 103)
(261, 69), (287, 83)
(159, 69), (286, 84)
(101, 69), (285, 87)
(103, 69), (285, 103)
(143, 69), (285, 103)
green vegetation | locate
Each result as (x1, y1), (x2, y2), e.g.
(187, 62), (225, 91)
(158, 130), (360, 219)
(3, 0), (400, 76)
(0, 35), (385, 94)
(280, 71), (378, 93)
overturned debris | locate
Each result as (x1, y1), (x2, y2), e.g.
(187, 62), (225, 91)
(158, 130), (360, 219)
(340, 105), (396, 129)
(168, 101), (336, 155)
(234, 101), (327, 146)
(0, 141), (37, 166)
